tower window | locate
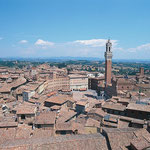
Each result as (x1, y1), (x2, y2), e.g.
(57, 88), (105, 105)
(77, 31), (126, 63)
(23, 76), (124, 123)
(109, 47), (111, 51)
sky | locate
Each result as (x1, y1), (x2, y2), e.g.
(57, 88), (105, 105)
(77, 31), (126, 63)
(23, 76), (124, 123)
(0, 0), (150, 60)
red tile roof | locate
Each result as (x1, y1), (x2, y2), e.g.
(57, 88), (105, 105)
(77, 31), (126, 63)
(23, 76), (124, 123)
(34, 111), (56, 125)
(45, 95), (69, 105)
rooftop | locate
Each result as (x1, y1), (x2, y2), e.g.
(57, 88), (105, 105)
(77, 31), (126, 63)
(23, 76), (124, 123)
(126, 103), (150, 112)
(45, 95), (69, 105)
(34, 111), (56, 125)
(0, 133), (107, 150)
(102, 103), (126, 111)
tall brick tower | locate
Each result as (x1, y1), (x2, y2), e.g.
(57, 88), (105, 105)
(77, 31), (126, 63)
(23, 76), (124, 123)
(105, 39), (113, 87)
(139, 67), (144, 76)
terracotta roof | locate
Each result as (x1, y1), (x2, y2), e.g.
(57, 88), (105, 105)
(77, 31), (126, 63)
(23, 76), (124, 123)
(16, 103), (37, 115)
(104, 114), (118, 123)
(55, 122), (74, 131)
(45, 95), (69, 105)
(0, 77), (26, 93)
(31, 129), (54, 138)
(0, 133), (108, 150)
(68, 74), (88, 78)
(0, 75), (10, 79)
(76, 100), (88, 106)
(47, 91), (57, 97)
(14, 125), (33, 139)
(118, 120), (129, 128)
(17, 106), (36, 115)
(75, 114), (88, 125)
(51, 105), (61, 110)
(34, 111), (56, 125)
(56, 110), (77, 123)
(0, 122), (18, 128)
(88, 108), (106, 117)
(27, 99), (39, 104)
(102, 121), (118, 128)
(102, 103), (126, 111)
(117, 78), (134, 85)
(0, 124), (55, 145)
(10, 77), (26, 89)
(130, 129), (150, 150)
(127, 103), (150, 112)
(79, 88), (87, 91)
(131, 138), (150, 150)
(0, 86), (11, 93)
(119, 115), (145, 124)
(133, 128), (150, 142)
(85, 118), (100, 128)
(0, 128), (16, 144)
(103, 128), (150, 150)
(136, 83), (150, 89)
(103, 128), (138, 150)
(118, 98), (130, 103)
(60, 89), (72, 92)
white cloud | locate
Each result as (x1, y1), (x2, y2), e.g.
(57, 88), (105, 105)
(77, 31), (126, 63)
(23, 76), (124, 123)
(19, 40), (28, 44)
(35, 39), (54, 47)
(128, 43), (150, 52)
(20, 38), (123, 58)
(74, 39), (118, 47)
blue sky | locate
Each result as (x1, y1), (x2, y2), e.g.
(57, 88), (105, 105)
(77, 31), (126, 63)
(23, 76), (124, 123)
(0, 0), (150, 59)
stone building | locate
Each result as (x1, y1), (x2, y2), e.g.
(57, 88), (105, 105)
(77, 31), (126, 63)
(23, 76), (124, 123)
(126, 103), (150, 120)
(47, 73), (70, 92)
(15, 103), (37, 124)
(34, 111), (56, 130)
(69, 74), (88, 91)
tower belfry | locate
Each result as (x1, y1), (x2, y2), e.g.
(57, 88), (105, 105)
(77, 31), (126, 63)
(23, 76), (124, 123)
(105, 39), (113, 87)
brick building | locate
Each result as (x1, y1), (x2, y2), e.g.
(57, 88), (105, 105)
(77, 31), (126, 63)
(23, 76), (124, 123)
(88, 77), (105, 91)
(140, 67), (144, 76)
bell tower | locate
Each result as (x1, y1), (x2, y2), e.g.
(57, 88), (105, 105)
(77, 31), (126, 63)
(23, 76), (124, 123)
(105, 39), (113, 87)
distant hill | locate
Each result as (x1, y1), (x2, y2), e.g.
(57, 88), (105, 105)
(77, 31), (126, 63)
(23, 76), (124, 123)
(0, 57), (150, 63)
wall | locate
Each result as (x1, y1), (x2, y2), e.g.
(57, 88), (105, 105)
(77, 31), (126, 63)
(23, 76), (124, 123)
(17, 114), (35, 124)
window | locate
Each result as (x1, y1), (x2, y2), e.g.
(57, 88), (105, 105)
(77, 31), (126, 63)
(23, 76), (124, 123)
(61, 131), (66, 135)
(37, 124), (41, 128)
(114, 111), (118, 115)
(21, 114), (25, 120)
(120, 112), (125, 116)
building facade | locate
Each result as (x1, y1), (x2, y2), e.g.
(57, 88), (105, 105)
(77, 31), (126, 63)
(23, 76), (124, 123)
(69, 74), (88, 91)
